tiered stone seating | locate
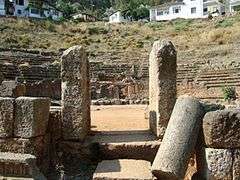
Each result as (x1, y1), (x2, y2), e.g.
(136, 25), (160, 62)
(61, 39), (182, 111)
(0, 64), (20, 80)
(195, 68), (240, 88)
(0, 49), (58, 66)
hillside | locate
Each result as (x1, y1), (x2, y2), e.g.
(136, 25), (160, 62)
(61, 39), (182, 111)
(1, 15), (240, 67)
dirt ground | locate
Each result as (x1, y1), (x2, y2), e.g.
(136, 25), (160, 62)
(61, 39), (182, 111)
(91, 105), (149, 132)
(91, 104), (197, 179)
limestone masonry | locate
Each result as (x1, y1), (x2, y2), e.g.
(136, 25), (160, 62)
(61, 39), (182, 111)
(0, 44), (240, 179)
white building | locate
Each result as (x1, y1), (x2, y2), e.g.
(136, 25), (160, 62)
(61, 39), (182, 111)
(229, 0), (240, 12)
(1, 0), (63, 20)
(14, 0), (63, 20)
(109, 11), (129, 23)
(0, 0), (5, 15)
(150, 0), (225, 21)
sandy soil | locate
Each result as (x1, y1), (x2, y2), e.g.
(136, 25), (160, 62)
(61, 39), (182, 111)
(91, 105), (149, 132)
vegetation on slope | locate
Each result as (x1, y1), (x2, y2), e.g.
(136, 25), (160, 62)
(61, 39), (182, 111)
(1, 14), (240, 64)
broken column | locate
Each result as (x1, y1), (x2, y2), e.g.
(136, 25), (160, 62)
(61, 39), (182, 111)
(151, 95), (204, 179)
(0, 98), (14, 138)
(149, 40), (177, 138)
(61, 46), (90, 141)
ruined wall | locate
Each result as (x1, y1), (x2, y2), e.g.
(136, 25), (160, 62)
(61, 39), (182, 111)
(196, 109), (240, 180)
(0, 97), (51, 176)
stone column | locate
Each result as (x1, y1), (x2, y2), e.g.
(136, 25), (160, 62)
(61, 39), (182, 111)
(149, 40), (177, 138)
(61, 46), (90, 141)
(151, 95), (204, 179)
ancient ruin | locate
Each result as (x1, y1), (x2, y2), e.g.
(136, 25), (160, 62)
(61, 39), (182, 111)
(61, 46), (90, 141)
(0, 38), (240, 179)
(149, 40), (177, 138)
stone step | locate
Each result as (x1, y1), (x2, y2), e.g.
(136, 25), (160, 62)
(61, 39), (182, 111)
(87, 131), (160, 162)
(197, 76), (240, 82)
(93, 159), (154, 180)
(0, 152), (46, 179)
(206, 82), (240, 88)
(198, 79), (240, 85)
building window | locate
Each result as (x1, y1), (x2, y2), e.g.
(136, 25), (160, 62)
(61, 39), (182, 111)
(16, 0), (24, 6)
(164, 10), (169, 14)
(157, 10), (163, 16)
(173, 6), (181, 14)
(191, 7), (196, 14)
(203, 7), (208, 13)
(53, 10), (59, 16)
(17, 9), (22, 14)
(30, 8), (40, 15)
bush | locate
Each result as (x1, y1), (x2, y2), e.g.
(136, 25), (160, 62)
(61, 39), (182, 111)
(173, 19), (192, 32)
(87, 26), (108, 35)
(44, 21), (56, 32)
(136, 40), (144, 48)
(222, 86), (237, 101)
(215, 19), (236, 28)
(147, 22), (163, 30)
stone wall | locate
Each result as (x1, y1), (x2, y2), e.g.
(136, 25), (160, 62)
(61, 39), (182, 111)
(196, 109), (240, 180)
(0, 97), (51, 176)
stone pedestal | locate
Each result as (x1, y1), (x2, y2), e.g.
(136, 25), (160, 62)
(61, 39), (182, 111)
(149, 40), (177, 138)
(61, 46), (90, 141)
(151, 95), (204, 179)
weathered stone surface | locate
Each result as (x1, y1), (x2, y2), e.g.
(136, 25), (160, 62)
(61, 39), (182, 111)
(48, 106), (62, 141)
(0, 152), (46, 179)
(0, 137), (43, 155)
(14, 97), (50, 138)
(61, 46), (90, 141)
(203, 110), (240, 148)
(151, 95), (204, 180)
(0, 98), (14, 138)
(0, 136), (50, 176)
(93, 159), (154, 180)
(149, 40), (177, 138)
(233, 149), (240, 180)
(87, 131), (160, 162)
(197, 148), (233, 180)
(0, 81), (26, 97)
(0, 72), (3, 84)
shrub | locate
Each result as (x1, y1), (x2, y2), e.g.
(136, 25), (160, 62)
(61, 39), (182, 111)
(44, 21), (56, 32)
(147, 22), (163, 30)
(136, 40), (144, 48)
(222, 86), (237, 101)
(87, 26), (108, 35)
(215, 19), (234, 28)
(173, 19), (192, 32)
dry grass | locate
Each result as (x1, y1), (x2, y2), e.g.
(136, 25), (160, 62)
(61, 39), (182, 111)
(1, 15), (240, 64)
